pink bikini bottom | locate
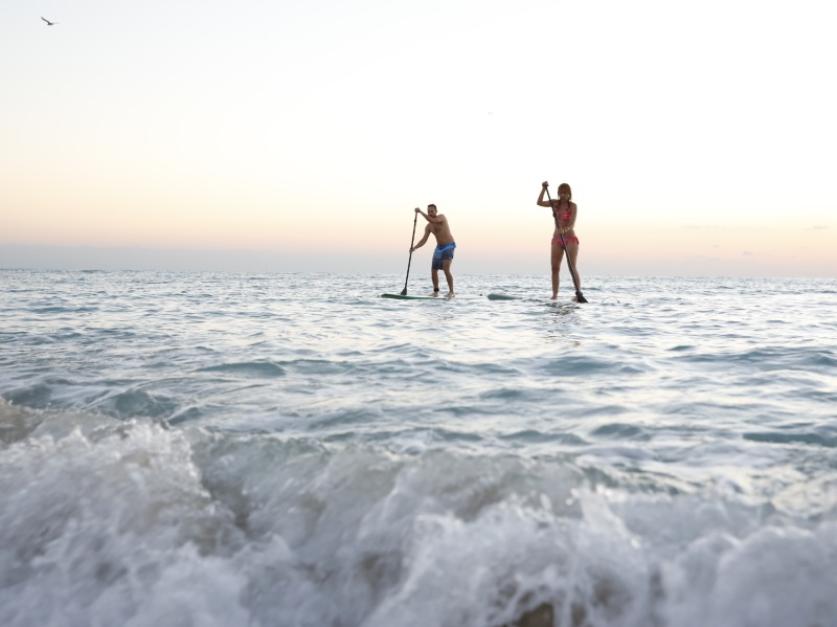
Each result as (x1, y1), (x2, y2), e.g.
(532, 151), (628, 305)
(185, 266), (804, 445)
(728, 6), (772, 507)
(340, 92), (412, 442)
(551, 234), (579, 249)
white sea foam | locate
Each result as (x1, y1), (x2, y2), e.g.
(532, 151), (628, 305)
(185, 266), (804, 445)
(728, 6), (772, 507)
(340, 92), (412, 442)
(2, 404), (836, 626)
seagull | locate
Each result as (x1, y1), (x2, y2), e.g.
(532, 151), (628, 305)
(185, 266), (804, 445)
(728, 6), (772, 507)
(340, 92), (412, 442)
(41, 17), (58, 26)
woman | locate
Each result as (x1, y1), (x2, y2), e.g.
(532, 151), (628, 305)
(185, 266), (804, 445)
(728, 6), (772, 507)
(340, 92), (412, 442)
(537, 181), (581, 300)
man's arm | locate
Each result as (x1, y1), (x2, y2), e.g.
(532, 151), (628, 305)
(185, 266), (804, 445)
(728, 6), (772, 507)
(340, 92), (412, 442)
(537, 181), (552, 208)
(416, 207), (445, 224)
(411, 225), (432, 252)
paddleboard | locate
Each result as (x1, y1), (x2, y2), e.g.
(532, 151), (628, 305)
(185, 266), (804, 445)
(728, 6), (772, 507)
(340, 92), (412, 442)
(488, 293), (583, 306)
(380, 293), (438, 300)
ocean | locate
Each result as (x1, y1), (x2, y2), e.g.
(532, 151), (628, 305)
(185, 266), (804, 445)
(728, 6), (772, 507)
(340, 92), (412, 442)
(1, 270), (836, 627)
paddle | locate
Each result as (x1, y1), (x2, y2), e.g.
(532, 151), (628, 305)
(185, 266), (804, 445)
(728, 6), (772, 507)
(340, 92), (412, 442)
(544, 185), (588, 303)
(400, 210), (419, 295)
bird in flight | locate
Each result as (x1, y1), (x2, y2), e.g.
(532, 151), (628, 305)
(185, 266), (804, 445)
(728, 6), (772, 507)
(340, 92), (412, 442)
(41, 17), (58, 26)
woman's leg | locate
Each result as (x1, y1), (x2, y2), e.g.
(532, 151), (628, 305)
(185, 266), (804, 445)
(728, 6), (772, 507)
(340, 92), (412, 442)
(566, 243), (581, 291)
(551, 242), (564, 299)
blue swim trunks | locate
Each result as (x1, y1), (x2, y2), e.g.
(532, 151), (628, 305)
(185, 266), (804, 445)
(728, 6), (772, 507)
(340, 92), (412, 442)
(432, 242), (456, 271)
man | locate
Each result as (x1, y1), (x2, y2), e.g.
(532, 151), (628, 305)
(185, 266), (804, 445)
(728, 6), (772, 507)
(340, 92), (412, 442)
(410, 203), (456, 297)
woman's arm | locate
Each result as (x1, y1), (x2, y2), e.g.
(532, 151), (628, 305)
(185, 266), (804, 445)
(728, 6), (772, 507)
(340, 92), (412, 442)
(537, 182), (552, 207)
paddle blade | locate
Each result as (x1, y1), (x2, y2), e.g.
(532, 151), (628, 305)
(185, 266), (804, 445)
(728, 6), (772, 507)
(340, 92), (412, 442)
(575, 291), (589, 304)
(400, 288), (407, 296)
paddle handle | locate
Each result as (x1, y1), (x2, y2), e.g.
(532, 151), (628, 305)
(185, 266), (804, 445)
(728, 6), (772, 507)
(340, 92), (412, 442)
(401, 211), (419, 295)
(545, 186), (587, 302)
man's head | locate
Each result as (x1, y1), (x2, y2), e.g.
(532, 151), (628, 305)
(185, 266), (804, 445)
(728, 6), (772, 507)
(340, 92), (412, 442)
(427, 203), (437, 217)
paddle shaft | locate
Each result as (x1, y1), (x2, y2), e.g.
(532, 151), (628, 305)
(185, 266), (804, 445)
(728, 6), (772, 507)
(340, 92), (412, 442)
(545, 187), (587, 302)
(401, 212), (419, 295)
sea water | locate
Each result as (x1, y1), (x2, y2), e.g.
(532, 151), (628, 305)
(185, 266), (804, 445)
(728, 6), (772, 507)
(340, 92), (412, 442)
(1, 270), (836, 627)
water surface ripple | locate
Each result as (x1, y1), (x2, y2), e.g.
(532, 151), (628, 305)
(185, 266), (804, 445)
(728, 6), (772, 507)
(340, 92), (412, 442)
(1, 271), (836, 626)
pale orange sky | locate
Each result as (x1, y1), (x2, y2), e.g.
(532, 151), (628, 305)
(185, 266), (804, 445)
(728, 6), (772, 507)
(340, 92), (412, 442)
(1, 0), (835, 275)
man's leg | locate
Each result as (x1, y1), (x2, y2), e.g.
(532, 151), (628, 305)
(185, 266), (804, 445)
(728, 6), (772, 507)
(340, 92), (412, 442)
(442, 259), (454, 295)
(431, 268), (440, 294)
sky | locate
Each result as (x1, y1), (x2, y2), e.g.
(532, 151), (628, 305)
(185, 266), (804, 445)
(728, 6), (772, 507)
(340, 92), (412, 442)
(1, 0), (835, 276)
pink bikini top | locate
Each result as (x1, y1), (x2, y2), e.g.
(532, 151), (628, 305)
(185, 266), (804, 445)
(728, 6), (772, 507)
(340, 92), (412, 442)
(553, 206), (572, 228)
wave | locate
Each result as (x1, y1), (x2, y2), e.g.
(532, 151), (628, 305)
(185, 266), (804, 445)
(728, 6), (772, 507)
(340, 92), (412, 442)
(27, 305), (99, 314)
(3, 383), (54, 409)
(591, 422), (649, 440)
(688, 346), (837, 372)
(0, 401), (44, 445)
(198, 361), (286, 378)
(743, 431), (837, 448)
(1, 406), (836, 627)
(93, 389), (179, 419)
(538, 355), (619, 376)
